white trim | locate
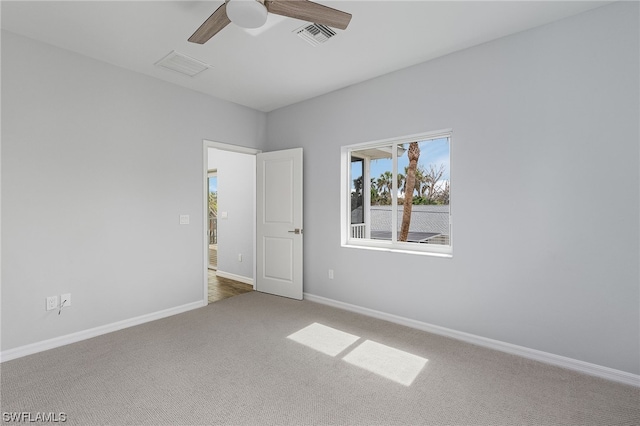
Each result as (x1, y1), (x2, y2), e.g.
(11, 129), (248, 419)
(391, 138), (398, 242)
(340, 146), (350, 246)
(348, 128), (453, 150)
(0, 301), (205, 363)
(205, 140), (262, 156)
(342, 243), (453, 258)
(216, 270), (255, 287)
(303, 293), (640, 388)
(342, 131), (453, 256)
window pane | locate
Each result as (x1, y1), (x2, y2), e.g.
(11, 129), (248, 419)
(343, 132), (452, 255)
(396, 138), (450, 246)
(350, 145), (395, 240)
(350, 158), (364, 224)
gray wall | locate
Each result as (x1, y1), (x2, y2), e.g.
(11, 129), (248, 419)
(266, 2), (639, 374)
(2, 3), (638, 376)
(1, 31), (266, 350)
(208, 149), (255, 280)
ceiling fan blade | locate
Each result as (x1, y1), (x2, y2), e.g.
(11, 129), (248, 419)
(188, 3), (231, 44)
(265, 0), (351, 30)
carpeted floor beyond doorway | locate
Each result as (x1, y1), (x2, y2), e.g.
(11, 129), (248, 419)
(1, 292), (638, 425)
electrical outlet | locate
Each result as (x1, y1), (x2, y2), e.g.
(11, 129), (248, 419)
(60, 293), (71, 308)
(328, 269), (334, 279)
(46, 296), (58, 311)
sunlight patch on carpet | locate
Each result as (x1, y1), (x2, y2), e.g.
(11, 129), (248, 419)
(342, 340), (428, 386)
(287, 323), (360, 356)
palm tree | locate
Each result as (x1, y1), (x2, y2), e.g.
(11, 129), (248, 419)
(401, 165), (427, 202)
(370, 178), (379, 204)
(376, 171), (393, 205)
(351, 175), (364, 212)
(397, 171), (405, 204)
(399, 142), (420, 241)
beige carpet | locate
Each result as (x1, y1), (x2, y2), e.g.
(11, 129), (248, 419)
(1, 292), (638, 425)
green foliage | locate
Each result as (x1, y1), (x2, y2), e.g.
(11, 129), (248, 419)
(208, 191), (218, 215)
(351, 176), (363, 211)
(370, 163), (449, 205)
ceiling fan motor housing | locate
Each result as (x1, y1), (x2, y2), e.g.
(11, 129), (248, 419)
(188, 0), (351, 44)
(226, 0), (268, 29)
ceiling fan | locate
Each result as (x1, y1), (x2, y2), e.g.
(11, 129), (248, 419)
(188, 0), (352, 44)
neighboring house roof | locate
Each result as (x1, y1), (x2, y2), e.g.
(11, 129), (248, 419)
(352, 205), (449, 235)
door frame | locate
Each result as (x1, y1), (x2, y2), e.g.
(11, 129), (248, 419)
(202, 140), (261, 304)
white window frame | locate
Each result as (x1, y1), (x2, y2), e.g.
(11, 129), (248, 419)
(341, 129), (452, 257)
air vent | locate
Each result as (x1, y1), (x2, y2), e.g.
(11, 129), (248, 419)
(294, 23), (336, 47)
(155, 51), (211, 77)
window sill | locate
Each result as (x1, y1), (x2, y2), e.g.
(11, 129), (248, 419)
(341, 242), (453, 258)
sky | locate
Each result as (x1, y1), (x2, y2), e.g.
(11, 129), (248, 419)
(209, 176), (217, 193)
(206, 137), (449, 194)
(359, 137), (450, 187)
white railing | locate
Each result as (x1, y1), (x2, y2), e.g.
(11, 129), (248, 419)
(209, 217), (217, 244)
(351, 223), (366, 239)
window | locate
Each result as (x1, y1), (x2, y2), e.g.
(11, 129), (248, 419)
(342, 130), (451, 256)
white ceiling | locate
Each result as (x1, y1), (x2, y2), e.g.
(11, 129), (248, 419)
(1, 1), (609, 112)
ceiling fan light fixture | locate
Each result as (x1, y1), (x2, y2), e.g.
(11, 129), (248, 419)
(226, 0), (268, 29)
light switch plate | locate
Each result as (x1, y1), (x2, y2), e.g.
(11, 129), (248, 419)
(179, 215), (190, 225)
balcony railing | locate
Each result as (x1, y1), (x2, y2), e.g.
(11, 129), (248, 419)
(209, 217), (217, 244)
(351, 223), (366, 238)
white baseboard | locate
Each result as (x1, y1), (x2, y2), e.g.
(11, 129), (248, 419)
(0, 300), (206, 363)
(216, 270), (254, 287)
(303, 292), (640, 388)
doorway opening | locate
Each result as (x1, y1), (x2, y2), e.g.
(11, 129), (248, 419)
(203, 141), (304, 303)
(207, 170), (218, 270)
(204, 141), (260, 305)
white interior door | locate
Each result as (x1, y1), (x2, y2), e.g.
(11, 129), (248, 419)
(256, 148), (303, 300)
